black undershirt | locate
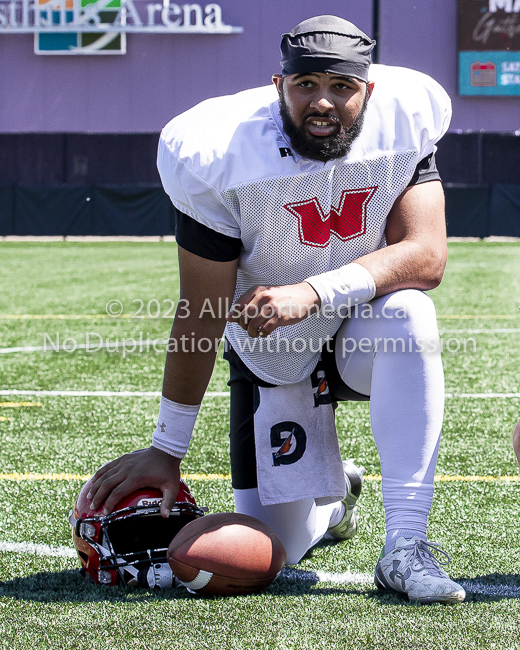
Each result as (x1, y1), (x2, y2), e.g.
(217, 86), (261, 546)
(175, 153), (440, 262)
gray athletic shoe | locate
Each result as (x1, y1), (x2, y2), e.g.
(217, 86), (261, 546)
(374, 536), (466, 604)
(325, 459), (365, 540)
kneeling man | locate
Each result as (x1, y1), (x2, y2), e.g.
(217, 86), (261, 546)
(88, 15), (465, 604)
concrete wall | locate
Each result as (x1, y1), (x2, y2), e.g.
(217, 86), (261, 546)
(1, 0), (519, 133)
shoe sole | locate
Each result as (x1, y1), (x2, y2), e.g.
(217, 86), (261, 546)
(374, 567), (465, 605)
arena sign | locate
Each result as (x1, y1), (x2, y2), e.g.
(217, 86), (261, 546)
(0, 0), (243, 55)
(458, 0), (520, 95)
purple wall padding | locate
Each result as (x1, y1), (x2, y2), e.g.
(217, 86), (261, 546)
(0, 1), (371, 133)
(379, 0), (520, 132)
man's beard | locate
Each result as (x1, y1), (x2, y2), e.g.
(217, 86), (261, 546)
(279, 88), (369, 163)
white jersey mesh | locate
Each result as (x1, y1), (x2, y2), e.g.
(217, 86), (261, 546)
(158, 65), (452, 385)
(223, 150), (418, 385)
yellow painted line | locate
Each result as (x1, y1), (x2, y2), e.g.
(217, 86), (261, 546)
(0, 402), (42, 408)
(0, 315), (134, 320)
(0, 473), (91, 481)
(434, 474), (520, 482)
(366, 474), (520, 482)
(183, 473), (231, 481)
(0, 472), (232, 482)
(1, 472), (520, 483)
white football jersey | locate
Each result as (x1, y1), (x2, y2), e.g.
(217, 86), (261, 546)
(158, 64), (452, 385)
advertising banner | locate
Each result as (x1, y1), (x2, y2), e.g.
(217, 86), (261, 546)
(458, 0), (520, 95)
(0, 0), (243, 55)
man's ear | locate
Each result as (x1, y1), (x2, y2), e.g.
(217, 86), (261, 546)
(272, 74), (283, 95)
(366, 81), (375, 99)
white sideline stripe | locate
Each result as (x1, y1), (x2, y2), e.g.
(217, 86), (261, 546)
(0, 340), (168, 354)
(2, 328), (519, 355)
(0, 389), (229, 397)
(0, 540), (76, 558)
(277, 569), (520, 598)
(445, 393), (520, 398)
(1, 544), (519, 597)
(280, 568), (374, 585)
(440, 329), (520, 334)
(0, 389), (519, 399)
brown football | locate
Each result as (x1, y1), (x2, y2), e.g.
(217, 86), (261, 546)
(167, 512), (287, 596)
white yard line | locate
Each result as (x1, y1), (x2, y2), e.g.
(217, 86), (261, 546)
(1, 327), (519, 356)
(440, 329), (520, 334)
(280, 567), (374, 585)
(0, 540), (76, 558)
(0, 389), (518, 399)
(0, 340), (168, 354)
(0, 389), (228, 397)
(444, 393), (520, 398)
(0, 549), (512, 597)
(280, 568), (520, 597)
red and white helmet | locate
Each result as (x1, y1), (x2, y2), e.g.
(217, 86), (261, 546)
(69, 478), (205, 588)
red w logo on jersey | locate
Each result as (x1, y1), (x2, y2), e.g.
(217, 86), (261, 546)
(284, 187), (377, 248)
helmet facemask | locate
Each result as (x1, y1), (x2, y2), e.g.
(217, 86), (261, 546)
(70, 482), (206, 588)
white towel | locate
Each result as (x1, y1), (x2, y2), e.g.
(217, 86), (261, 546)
(253, 364), (346, 506)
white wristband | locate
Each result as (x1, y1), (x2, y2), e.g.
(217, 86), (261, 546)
(306, 263), (376, 315)
(151, 396), (200, 459)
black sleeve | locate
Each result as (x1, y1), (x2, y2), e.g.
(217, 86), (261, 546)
(174, 208), (242, 262)
(407, 153), (441, 187)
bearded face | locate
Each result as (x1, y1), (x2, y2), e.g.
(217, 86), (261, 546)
(278, 77), (370, 163)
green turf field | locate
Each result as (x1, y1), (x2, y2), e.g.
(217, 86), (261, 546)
(0, 240), (519, 650)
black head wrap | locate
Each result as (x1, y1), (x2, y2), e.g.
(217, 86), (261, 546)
(280, 15), (376, 83)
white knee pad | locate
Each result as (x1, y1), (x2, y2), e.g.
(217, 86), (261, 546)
(335, 289), (441, 395)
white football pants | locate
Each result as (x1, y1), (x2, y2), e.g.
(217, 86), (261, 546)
(234, 289), (444, 565)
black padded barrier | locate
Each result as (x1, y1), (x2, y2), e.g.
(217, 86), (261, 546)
(444, 184), (490, 238)
(0, 185), (15, 235)
(92, 185), (175, 236)
(14, 185), (92, 236)
(1, 132), (520, 187)
(2, 182), (519, 238)
(6, 185), (175, 236)
(489, 184), (520, 237)
(483, 135), (520, 185)
(436, 133), (483, 185)
(65, 134), (161, 185)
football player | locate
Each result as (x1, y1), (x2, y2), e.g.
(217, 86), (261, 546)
(513, 419), (520, 465)
(87, 15), (465, 604)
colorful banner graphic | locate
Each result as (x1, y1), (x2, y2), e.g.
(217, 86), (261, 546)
(0, 0), (243, 55)
(458, 0), (520, 95)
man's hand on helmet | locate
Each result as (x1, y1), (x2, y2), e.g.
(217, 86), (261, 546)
(87, 447), (181, 518)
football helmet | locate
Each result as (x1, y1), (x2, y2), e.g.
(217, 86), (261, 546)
(69, 478), (206, 588)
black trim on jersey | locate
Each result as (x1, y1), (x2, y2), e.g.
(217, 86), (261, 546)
(407, 153), (441, 187)
(174, 154), (439, 262)
(174, 208), (242, 262)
